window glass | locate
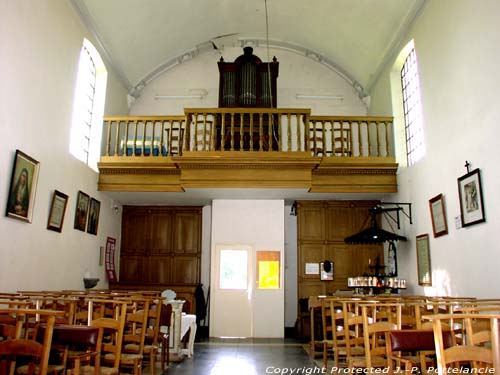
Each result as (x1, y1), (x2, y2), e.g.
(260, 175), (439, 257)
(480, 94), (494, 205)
(70, 39), (107, 171)
(401, 48), (425, 165)
(219, 249), (248, 290)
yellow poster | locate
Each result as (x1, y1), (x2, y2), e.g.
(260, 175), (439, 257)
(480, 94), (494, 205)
(258, 260), (280, 289)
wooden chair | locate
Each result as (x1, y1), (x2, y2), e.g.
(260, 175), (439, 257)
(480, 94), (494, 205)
(348, 304), (400, 371)
(79, 300), (128, 375)
(159, 303), (172, 372)
(18, 325), (102, 375)
(332, 124), (351, 156)
(321, 298), (349, 368)
(342, 300), (370, 367)
(118, 298), (150, 375)
(308, 122), (325, 156)
(165, 127), (184, 156)
(0, 309), (58, 375)
(386, 329), (453, 375)
(425, 313), (500, 373)
(193, 120), (213, 151)
(142, 298), (162, 375)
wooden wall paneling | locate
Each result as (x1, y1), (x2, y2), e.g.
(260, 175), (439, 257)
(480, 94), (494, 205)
(325, 203), (353, 242)
(297, 202), (324, 241)
(119, 255), (145, 283)
(173, 210), (201, 254)
(121, 207), (151, 254)
(300, 282), (325, 299)
(172, 256), (200, 284)
(297, 200), (384, 301)
(146, 255), (172, 284)
(150, 211), (173, 254)
(119, 206), (202, 287)
(299, 243), (325, 279)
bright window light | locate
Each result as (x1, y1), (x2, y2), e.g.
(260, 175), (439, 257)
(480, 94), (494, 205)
(219, 249), (248, 290)
(401, 48), (425, 165)
(70, 39), (107, 171)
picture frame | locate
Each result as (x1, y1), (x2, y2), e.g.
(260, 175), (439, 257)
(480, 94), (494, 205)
(319, 261), (334, 281)
(6, 149), (40, 223)
(429, 194), (448, 237)
(74, 191), (90, 231)
(457, 168), (485, 227)
(47, 190), (69, 232)
(87, 198), (100, 235)
(416, 234), (432, 286)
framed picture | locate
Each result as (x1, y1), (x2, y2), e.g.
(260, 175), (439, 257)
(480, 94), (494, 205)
(429, 194), (448, 237)
(74, 191), (90, 231)
(457, 168), (485, 227)
(87, 198), (101, 235)
(6, 150), (40, 223)
(47, 190), (69, 232)
(320, 260), (334, 281)
(416, 234), (432, 286)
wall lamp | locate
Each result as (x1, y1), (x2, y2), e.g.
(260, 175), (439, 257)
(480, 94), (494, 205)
(154, 94), (205, 100)
(155, 89), (208, 100)
(296, 94), (344, 100)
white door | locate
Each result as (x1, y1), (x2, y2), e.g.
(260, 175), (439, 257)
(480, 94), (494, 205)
(211, 245), (253, 337)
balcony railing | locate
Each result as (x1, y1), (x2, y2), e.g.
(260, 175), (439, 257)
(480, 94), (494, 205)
(102, 110), (394, 158)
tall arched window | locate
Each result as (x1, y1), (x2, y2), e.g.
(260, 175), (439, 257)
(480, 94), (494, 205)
(400, 44), (425, 165)
(70, 39), (107, 171)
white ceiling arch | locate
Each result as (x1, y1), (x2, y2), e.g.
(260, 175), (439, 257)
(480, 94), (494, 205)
(70, 0), (426, 100)
(129, 37), (369, 99)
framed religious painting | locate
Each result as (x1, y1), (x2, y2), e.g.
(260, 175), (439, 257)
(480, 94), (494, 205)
(47, 190), (69, 232)
(74, 191), (90, 231)
(5, 150), (40, 223)
(416, 234), (432, 286)
(457, 168), (485, 227)
(429, 194), (448, 237)
(87, 198), (100, 235)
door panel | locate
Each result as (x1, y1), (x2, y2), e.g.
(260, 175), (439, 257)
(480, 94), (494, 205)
(211, 245), (253, 337)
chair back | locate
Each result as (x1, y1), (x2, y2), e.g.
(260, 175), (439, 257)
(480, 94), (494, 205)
(427, 313), (500, 373)
(0, 309), (57, 375)
(90, 300), (128, 372)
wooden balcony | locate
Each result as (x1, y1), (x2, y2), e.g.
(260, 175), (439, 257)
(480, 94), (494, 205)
(98, 108), (398, 193)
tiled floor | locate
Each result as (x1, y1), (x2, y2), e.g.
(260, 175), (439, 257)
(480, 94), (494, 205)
(162, 338), (317, 375)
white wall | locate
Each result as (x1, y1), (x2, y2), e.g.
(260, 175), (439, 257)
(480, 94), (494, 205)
(0, 1), (128, 292)
(369, 0), (500, 297)
(210, 200), (285, 337)
(284, 204), (298, 328)
(129, 46), (367, 116)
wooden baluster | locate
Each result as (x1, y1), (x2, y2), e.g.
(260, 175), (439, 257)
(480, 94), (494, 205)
(123, 120), (129, 156)
(375, 121), (381, 157)
(114, 120), (121, 157)
(277, 113), (282, 151)
(192, 114), (198, 151)
(367, 121), (372, 156)
(221, 114), (225, 152)
(268, 113), (273, 151)
(287, 113), (292, 152)
(239, 112), (244, 152)
(303, 115), (308, 152)
(230, 112), (235, 151)
(249, 112), (254, 151)
(385, 121), (390, 157)
(210, 115), (215, 151)
(346, 121), (352, 155)
(106, 120), (111, 156)
(160, 120), (165, 156)
(259, 113), (264, 151)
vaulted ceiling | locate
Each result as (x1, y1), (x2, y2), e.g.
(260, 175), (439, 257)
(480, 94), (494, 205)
(71, 0), (425, 98)
(70, 0), (425, 205)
